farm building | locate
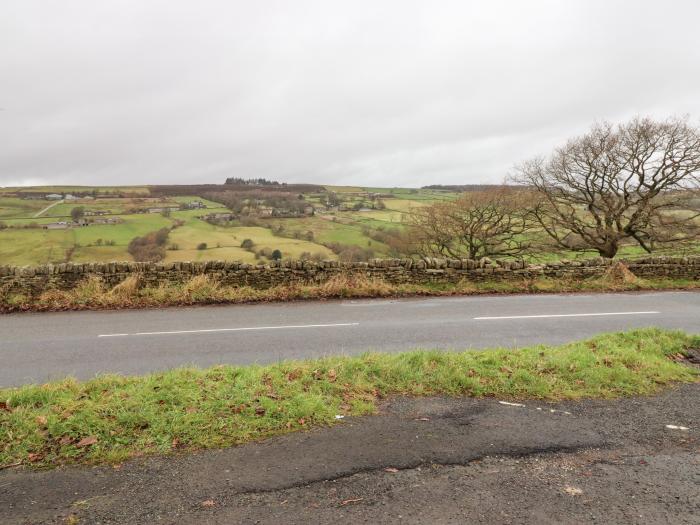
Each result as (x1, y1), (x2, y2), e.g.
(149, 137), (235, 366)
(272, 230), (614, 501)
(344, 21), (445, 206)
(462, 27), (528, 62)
(43, 221), (70, 229)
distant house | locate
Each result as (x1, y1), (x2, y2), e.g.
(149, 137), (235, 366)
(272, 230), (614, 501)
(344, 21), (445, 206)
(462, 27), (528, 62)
(200, 212), (235, 221)
(92, 217), (123, 225)
(303, 206), (315, 216)
(184, 201), (206, 209)
(64, 194), (78, 200)
(84, 210), (110, 216)
(257, 207), (274, 217)
(43, 221), (69, 229)
(42, 217), (120, 229)
(147, 206), (180, 214)
(45, 194), (63, 200)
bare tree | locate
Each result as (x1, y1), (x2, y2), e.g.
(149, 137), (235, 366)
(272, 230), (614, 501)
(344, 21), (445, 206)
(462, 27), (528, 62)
(515, 117), (700, 258)
(407, 187), (534, 259)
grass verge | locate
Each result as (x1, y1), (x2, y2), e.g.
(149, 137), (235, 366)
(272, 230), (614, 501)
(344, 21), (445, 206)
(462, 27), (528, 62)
(2, 273), (700, 313)
(1, 328), (697, 469)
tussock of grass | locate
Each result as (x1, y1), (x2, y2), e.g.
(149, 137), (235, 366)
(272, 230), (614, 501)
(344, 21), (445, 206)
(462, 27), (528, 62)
(306, 274), (396, 298)
(108, 273), (141, 301)
(2, 272), (699, 313)
(600, 261), (640, 285)
(0, 328), (696, 469)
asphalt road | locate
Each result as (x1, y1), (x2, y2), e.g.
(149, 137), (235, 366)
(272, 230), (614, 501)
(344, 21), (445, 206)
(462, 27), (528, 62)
(1, 290), (699, 387)
(3, 383), (698, 524)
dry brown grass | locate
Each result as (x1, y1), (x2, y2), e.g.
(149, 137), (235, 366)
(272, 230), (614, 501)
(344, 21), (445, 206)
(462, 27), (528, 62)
(108, 274), (141, 301)
(2, 271), (698, 313)
(180, 274), (222, 301)
(600, 261), (641, 285)
(314, 274), (396, 298)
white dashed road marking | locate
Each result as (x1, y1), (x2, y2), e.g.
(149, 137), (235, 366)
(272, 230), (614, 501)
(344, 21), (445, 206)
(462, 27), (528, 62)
(99, 322), (360, 338)
(474, 311), (660, 320)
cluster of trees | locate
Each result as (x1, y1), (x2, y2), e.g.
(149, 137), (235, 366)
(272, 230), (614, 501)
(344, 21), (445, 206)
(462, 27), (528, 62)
(409, 117), (700, 259)
(324, 242), (376, 262)
(253, 247), (283, 261)
(407, 188), (533, 259)
(299, 251), (327, 262)
(199, 190), (308, 216)
(127, 228), (171, 262)
(224, 178), (283, 186)
(239, 238), (282, 261)
(150, 183), (324, 198)
(85, 238), (116, 247)
(319, 192), (385, 210)
(70, 207), (85, 221)
(361, 225), (406, 256)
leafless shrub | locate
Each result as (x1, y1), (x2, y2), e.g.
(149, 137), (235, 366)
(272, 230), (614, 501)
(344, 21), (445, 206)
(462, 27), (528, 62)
(407, 186), (537, 259)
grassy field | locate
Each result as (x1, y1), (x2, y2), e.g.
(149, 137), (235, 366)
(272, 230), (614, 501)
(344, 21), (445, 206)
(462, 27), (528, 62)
(2, 185), (697, 266)
(0, 228), (75, 265)
(0, 197), (49, 219)
(0, 188), (411, 264)
(0, 328), (696, 468)
(165, 221), (335, 263)
(46, 198), (160, 218)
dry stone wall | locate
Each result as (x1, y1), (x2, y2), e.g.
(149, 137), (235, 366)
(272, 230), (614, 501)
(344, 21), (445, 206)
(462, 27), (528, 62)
(0, 256), (699, 298)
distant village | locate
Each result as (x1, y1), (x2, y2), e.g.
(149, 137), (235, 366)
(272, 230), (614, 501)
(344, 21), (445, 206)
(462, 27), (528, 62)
(8, 187), (393, 231)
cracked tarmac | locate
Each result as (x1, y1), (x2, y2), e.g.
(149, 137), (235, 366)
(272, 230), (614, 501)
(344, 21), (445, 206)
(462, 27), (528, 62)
(2, 383), (698, 524)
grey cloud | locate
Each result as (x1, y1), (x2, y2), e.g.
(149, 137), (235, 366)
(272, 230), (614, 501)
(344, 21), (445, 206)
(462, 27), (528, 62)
(1, 0), (700, 187)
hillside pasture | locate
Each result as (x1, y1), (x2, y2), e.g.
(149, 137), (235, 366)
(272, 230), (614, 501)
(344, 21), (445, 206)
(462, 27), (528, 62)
(72, 214), (173, 247)
(0, 187), (434, 266)
(165, 221), (336, 262)
(0, 197), (50, 219)
(0, 228), (74, 265)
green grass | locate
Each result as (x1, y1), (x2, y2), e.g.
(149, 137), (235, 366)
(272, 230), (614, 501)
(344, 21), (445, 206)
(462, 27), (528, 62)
(265, 216), (393, 255)
(165, 221), (336, 262)
(0, 197), (51, 219)
(349, 210), (406, 222)
(0, 328), (696, 469)
(170, 196), (226, 208)
(71, 245), (131, 263)
(0, 228), (75, 265)
(47, 198), (161, 218)
(72, 214), (173, 246)
(323, 185), (364, 193)
(2, 187), (698, 266)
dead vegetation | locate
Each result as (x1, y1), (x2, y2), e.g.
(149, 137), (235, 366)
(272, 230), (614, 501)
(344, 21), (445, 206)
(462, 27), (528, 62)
(1, 268), (698, 313)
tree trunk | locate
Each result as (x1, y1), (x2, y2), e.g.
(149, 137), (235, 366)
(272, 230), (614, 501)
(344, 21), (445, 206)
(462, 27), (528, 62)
(597, 243), (618, 258)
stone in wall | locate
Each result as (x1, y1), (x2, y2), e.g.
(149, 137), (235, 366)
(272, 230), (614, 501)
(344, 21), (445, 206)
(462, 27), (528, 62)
(0, 255), (698, 298)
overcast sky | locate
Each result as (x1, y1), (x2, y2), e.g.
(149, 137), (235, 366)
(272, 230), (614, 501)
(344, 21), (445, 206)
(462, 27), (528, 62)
(2, 1), (700, 188)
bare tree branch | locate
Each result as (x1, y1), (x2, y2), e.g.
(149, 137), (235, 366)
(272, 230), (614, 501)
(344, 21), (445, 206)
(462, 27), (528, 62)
(514, 117), (700, 258)
(406, 187), (537, 259)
